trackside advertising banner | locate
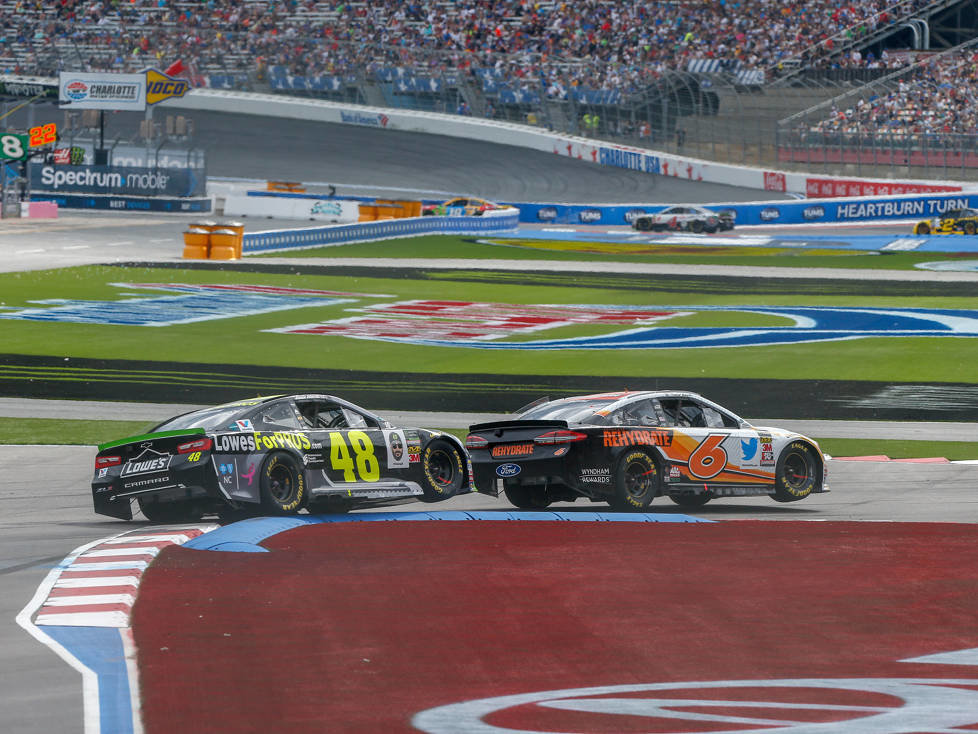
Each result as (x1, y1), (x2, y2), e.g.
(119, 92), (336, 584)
(30, 163), (205, 197)
(509, 192), (978, 227)
(58, 69), (190, 110)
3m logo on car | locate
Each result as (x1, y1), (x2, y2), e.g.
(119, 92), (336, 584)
(491, 444), (533, 458)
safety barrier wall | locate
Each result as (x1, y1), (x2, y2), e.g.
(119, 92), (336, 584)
(224, 192), (359, 222)
(511, 192), (978, 227)
(169, 89), (971, 198)
(242, 208), (519, 253)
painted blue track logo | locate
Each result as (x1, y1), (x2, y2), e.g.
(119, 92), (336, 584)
(496, 463), (522, 477)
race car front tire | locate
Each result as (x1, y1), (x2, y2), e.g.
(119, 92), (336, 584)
(966, 222), (977, 235)
(634, 218), (652, 232)
(914, 221), (931, 235)
(610, 451), (659, 511)
(772, 441), (819, 502)
(420, 439), (464, 502)
(259, 452), (306, 514)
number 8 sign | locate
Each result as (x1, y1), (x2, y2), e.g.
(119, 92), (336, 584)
(0, 133), (28, 161)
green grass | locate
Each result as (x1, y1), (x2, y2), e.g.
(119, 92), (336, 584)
(3, 419), (972, 461)
(0, 418), (156, 446)
(253, 234), (972, 271)
(817, 438), (977, 461)
(3, 264), (978, 383)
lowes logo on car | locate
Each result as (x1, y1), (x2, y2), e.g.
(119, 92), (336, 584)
(537, 207), (558, 221)
(120, 448), (171, 477)
(496, 463), (522, 477)
(760, 207), (780, 221)
(579, 209), (602, 223)
(803, 205), (826, 220)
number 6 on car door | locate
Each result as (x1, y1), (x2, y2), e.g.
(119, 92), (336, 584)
(688, 434), (728, 479)
(329, 430), (380, 482)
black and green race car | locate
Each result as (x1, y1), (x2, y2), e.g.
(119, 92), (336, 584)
(92, 394), (469, 522)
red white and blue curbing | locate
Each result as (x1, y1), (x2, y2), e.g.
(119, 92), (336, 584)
(17, 524), (218, 734)
(17, 511), (703, 733)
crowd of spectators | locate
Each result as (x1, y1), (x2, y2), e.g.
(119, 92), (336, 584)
(797, 47), (978, 141)
(0, 0), (942, 98)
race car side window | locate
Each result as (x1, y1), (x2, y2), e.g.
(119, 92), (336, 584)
(255, 402), (302, 430)
(341, 407), (370, 429)
(702, 407), (726, 428)
(611, 398), (659, 426)
(657, 399), (708, 428)
(657, 399), (680, 426)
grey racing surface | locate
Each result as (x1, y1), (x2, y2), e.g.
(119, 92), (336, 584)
(1, 117), (976, 734)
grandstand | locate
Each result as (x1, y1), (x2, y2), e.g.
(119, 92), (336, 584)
(2, 0), (978, 179)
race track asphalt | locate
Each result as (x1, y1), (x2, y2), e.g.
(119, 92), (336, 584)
(2, 117), (977, 734)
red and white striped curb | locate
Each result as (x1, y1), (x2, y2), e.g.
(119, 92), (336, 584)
(830, 455), (978, 464)
(33, 525), (217, 628)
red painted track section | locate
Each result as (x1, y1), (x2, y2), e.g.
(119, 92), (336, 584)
(132, 521), (978, 733)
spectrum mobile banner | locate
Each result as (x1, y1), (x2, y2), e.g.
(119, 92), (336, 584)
(30, 163), (205, 197)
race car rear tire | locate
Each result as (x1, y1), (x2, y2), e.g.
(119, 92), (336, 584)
(772, 441), (819, 503)
(503, 484), (551, 509)
(966, 222), (977, 235)
(259, 452), (306, 514)
(610, 451), (659, 511)
(420, 439), (464, 502)
(914, 222), (931, 235)
(669, 491), (712, 508)
(691, 220), (704, 234)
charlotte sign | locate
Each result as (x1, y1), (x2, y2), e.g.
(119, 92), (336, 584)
(58, 68), (190, 111)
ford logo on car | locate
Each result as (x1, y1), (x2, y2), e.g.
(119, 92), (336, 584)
(803, 205), (825, 220)
(578, 209), (602, 223)
(496, 463), (522, 477)
(537, 207), (558, 221)
(760, 207), (780, 221)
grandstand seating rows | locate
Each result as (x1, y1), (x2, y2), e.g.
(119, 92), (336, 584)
(1, 1), (974, 140)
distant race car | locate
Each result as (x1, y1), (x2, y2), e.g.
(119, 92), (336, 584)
(466, 390), (827, 510)
(631, 205), (735, 233)
(422, 196), (500, 216)
(93, 394), (469, 522)
(913, 208), (978, 235)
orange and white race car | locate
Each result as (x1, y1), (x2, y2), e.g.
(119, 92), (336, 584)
(467, 390), (826, 510)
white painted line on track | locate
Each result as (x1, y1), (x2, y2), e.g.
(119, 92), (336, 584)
(63, 245), (90, 250)
(17, 524), (218, 734)
(104, 241), (133, 247)
(14, 248), (45, 254)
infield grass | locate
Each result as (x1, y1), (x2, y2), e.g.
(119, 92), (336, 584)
(2, 264), (978, 384)
(253, 234), (970, 271)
